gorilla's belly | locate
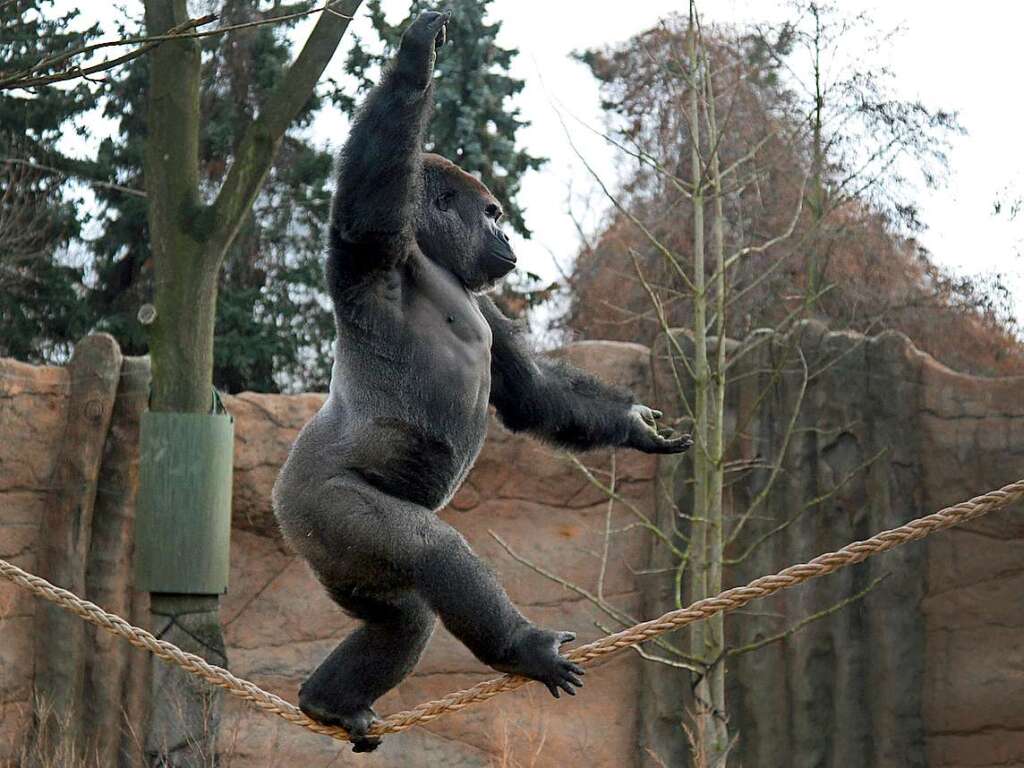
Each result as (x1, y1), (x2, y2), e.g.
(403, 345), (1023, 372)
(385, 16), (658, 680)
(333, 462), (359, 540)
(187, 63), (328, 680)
(323, 266), (494, 510)
(324, 346), (490, 511)
(369, 356), (489, 509)
(347, 416), (469, 509)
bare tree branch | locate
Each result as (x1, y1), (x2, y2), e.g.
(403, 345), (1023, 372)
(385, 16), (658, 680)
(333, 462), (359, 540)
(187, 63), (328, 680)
(0, 14), (215, 90)
(0, 2), (356, 91)
(0, 157), (146, 198)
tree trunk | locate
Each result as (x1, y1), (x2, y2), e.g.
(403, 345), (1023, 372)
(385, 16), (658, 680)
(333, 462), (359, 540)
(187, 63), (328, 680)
(806, 2), (826, 306)
(705, 53), (730, 761)
(140, 5), (222, 764)
(686, 7), (715, 760)
(687, 6), (730, 762)
(143, 0), (210, 415)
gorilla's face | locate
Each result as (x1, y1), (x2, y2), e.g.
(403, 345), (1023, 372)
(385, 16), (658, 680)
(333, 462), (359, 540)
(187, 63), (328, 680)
(417, 154), (516, 291)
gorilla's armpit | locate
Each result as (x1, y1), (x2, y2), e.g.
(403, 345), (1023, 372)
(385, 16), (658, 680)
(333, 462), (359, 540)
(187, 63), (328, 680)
(272, 9), (692, 753)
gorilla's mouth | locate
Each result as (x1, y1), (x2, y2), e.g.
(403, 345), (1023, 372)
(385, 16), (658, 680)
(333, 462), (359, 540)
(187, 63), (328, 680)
(486, 243), (517, 274)
(481, 234), (517, 282)
(491, 249), (516, 273)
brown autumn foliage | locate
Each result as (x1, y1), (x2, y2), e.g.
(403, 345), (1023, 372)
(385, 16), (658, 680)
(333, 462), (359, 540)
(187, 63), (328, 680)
(565, 14), (1024, 376)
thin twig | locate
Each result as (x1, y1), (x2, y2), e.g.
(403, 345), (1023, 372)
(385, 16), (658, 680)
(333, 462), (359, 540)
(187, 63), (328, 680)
(0, 2), (355, 90)
(0, 15), (215, 90)
(1, 157), (146, 198)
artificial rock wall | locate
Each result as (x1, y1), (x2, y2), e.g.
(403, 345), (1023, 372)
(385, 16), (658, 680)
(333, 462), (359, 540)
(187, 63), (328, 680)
(0, 342), (656, 768)
(640, 322), (1024, 768)
(0, 330), (1022, 767)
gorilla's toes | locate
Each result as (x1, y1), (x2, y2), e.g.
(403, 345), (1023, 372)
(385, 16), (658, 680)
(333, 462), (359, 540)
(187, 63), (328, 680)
(352, 733), (384, 754)
(298, 691), (381, 752)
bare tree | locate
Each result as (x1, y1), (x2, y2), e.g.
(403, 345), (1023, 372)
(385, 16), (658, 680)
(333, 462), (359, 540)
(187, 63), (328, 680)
(0, 3), (353, 90)
(510, 6), (897, 765)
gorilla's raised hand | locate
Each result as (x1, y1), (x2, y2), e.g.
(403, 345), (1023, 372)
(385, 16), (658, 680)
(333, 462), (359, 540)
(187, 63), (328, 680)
(626, 404), (694, 454)
(396, 9), (452, 88)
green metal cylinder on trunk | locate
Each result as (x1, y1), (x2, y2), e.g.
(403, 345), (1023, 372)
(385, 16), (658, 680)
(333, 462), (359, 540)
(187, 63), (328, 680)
(135, 412), (234, 594)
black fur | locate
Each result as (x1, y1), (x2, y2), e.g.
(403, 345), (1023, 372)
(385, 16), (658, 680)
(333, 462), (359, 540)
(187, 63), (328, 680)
(273, 9), (691, 753)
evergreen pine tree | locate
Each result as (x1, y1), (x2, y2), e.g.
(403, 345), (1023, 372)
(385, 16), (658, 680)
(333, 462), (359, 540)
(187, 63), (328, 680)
(0, 1), (101, 362)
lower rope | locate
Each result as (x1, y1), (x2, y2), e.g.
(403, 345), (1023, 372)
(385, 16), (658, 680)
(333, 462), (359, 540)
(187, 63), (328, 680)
(1, 477), (1022, 742)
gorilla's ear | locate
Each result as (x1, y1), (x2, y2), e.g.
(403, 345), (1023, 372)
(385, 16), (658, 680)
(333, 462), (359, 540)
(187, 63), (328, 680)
(436, 191), (455, 212)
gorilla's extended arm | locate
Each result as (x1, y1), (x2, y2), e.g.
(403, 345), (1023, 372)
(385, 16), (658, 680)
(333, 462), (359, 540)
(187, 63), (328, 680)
(326, 11), (450, 294)
(480, 296), (693, 454)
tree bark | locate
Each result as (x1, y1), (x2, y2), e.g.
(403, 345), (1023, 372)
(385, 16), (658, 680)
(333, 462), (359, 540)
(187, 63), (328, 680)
(143, 0), (208, 414)
(704, 39), (730, 763)
(686, 6), (730, 762)
(806, 2), (826, 305)
(685, 6), (715, 761)
(31, 334), (122, 763)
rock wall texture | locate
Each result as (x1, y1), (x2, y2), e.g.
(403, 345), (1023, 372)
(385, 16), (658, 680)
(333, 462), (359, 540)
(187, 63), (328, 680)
(0, 330), (1022, 767)
(918, 348), (1024, 768)
(641, 323), (1024, 768)
(656, 326), (935, 767)
(0, 360), (69, 761)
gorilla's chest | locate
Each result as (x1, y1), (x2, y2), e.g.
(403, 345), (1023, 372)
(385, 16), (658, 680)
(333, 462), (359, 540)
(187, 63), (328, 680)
(398, 262), (492, 487)
(404, 261), (492, 369)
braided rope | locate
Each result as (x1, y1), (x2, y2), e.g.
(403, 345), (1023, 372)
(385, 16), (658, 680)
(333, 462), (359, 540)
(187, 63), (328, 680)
(2, 477), (1022, 743)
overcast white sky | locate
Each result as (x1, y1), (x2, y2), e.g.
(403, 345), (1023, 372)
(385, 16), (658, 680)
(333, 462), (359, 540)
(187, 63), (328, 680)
(66, 1), (1024, 325)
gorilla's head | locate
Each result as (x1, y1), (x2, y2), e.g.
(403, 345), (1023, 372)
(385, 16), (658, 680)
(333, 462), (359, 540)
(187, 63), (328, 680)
(417, 153), (516, 291)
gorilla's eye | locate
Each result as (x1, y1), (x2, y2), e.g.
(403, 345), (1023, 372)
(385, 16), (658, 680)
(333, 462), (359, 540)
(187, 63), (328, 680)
(485, 203), (502, 221)
(437, 192), (455, 212)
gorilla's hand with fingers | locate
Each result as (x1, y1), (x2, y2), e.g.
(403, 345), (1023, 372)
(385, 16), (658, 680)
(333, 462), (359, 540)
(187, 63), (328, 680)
(627, 404), (694, 454)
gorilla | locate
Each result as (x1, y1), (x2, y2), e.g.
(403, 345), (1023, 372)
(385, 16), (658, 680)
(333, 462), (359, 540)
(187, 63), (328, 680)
(273, 9), (692, 752)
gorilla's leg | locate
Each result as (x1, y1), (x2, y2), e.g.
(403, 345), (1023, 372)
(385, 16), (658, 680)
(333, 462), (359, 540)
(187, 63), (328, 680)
(291, 472), (583, 745)
(409, 520), (584, 698)
(298, 590), (435, 753)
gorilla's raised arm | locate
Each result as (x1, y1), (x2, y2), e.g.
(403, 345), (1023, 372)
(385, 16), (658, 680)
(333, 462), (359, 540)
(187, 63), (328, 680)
(479, 296), (693, 454)
(326, 11), (450, 296)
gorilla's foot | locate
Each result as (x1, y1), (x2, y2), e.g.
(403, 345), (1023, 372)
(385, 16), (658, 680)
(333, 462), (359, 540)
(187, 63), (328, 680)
(299, 686), (382, 753)
(494, 626), (585, 699)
